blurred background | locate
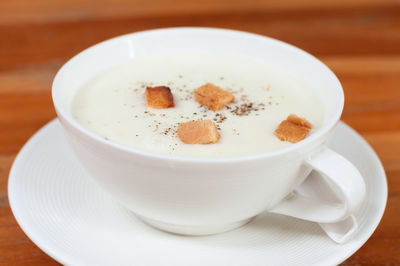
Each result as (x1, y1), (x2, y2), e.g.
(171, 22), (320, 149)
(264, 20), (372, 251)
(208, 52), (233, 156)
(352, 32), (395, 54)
(0, 0), (399, 264)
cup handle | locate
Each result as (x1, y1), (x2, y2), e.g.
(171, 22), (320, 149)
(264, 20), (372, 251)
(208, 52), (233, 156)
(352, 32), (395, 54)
(269, 148), (366, 223)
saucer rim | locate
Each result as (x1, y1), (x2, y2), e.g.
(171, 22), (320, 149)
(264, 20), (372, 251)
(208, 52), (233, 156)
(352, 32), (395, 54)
(8, 119), (388, 266)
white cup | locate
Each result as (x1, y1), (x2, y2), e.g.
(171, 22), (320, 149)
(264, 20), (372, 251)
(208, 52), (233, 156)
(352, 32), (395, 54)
(52, 27), (366, 235)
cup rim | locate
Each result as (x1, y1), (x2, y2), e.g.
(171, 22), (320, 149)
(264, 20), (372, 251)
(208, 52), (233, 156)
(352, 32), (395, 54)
(52, 27), (344, 163)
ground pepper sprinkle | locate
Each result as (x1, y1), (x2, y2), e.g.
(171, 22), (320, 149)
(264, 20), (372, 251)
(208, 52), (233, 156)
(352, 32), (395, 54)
(135, 82), (281, 142)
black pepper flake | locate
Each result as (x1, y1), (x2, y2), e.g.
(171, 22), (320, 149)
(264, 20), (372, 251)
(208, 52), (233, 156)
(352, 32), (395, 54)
(228, 101), (266, 116)
(213, 113), (227, 123)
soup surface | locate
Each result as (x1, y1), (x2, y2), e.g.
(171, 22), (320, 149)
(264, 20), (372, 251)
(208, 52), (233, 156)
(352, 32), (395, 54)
(71, 52), (323, 157)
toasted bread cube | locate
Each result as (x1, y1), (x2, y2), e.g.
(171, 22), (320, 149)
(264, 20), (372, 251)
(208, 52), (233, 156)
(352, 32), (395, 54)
(177, 120), (220, 144)
(145, 86), (174, 108)
(287, 114), (312, 129)
(194, 83), (234, 111)
(274, 114), (313, 143)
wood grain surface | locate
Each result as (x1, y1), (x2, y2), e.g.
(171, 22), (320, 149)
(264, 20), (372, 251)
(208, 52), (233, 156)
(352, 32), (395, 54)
(0, 0), (399, 264)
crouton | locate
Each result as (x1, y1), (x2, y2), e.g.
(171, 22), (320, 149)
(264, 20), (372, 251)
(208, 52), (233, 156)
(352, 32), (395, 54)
(145, 86), (174, 108)
(274, 114), (313, 143)
(194, 83), (234, 111)
(177, 120), (220, 144)
(287, 114), (312, 129)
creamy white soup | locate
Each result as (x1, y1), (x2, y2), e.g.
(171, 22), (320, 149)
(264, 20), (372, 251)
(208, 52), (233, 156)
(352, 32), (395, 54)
(71, 51), (323, 157)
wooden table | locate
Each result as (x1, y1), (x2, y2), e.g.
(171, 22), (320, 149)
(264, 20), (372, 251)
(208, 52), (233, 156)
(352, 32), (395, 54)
(1, 0), (399, 264)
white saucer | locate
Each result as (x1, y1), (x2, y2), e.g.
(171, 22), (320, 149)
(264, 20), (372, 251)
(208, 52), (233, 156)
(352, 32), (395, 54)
(8, 120), (387, 266)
